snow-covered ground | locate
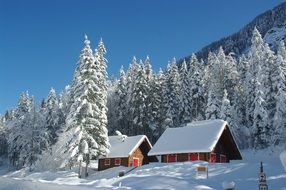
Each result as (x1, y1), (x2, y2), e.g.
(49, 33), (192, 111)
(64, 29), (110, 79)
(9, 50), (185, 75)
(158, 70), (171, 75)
(0, 150), (285, 190)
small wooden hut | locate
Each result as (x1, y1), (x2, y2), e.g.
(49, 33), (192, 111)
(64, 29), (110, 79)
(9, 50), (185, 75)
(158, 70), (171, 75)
(98, 135), (157, 171)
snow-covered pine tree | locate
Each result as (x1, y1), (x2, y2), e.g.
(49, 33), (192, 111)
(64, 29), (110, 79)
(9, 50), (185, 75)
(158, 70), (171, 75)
(113, 66), (128, 134)
(271, 54), (286, 147)
(125, 57), (139, 135)
(93, 39), (110, 174)
(143, 56), (154, 129)
(224, 52), (239, 102)
(252, 64), (269, 149)
(205, 51), (221, 120)
(189, 54), (205, 121)
(43, 88), (60, 145)
(231, 54), (250, 148)
(165, 58), (181, 127)
(220, 89), (231, 124)
(262, 44), (277, 127)
(0, 116), (8, 157)
(130, 60), (151, 138)
(66, 35), (110, 177)
(179, 59), (192, 125)
(8, 92), (32, 167)
(57, 85), (71, 132)
(245, 27), (265, 129)
(278, 40), (286, 60)
(205, 82), (221, 120)
(106, 78), (118, 134)
(8, 93), (47, 169)
(151, 69), (170, 142)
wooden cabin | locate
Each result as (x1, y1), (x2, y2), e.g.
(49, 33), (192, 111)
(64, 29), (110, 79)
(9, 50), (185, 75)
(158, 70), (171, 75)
(98, 135), (157, 171)
(148, 119), (242, 163)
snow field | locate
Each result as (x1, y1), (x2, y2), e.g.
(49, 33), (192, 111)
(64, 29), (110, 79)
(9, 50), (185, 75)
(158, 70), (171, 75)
(0, 150), (285, 190)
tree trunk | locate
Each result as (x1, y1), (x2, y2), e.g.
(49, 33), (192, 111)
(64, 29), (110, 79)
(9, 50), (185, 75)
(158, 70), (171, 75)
(78, 160), (82, 178)
(84, 164), (88, 177)
(85, 154), (90, 177)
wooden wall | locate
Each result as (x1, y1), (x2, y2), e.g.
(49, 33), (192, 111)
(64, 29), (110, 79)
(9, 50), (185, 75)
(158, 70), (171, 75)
(98, 157), (129, 171)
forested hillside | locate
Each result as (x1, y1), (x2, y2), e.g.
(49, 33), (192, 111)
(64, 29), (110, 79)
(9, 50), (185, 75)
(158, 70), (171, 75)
(1, 28), (286, 171)
(185, 2), (286, 61)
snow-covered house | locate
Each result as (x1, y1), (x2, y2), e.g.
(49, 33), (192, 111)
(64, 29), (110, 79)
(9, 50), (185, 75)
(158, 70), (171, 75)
(148, 119), (242, 163)
(98, 135), (157, 171)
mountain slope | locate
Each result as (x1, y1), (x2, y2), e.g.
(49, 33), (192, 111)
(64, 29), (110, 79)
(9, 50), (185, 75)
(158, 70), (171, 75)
(184, 2), (286, 61)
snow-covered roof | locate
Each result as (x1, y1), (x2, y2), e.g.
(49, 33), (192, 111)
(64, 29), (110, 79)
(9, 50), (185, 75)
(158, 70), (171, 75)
(104, 135), (152, 158)
(148, 119), (229, 156)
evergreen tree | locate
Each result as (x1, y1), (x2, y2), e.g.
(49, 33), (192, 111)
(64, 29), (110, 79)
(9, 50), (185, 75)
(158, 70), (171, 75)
(277, 40), (286, 60)
(220, 89), (231, 123)
(125, 57), (139, 135)
(252, 64), (269, 149)
(205, 83), (221, 120)
(151, 69), (170, 141)
(245, 27), (265, 128)
(66, 35), (110, 177)
(165, 58), (181, 127)
(179, 59), (192, 124)
(8, 93), (47, 169)
(189, 54), (205, 120)
(43, 88), (60, 145)
(130, 61), (151, 138)
(271, 54), (286, 146)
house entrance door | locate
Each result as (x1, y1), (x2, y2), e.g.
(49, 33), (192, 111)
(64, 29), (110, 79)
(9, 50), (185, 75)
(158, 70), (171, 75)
(133, 158), (139, 167)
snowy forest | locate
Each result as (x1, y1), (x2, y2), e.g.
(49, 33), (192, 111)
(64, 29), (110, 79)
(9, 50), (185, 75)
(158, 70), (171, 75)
(0, 27), (286, 170)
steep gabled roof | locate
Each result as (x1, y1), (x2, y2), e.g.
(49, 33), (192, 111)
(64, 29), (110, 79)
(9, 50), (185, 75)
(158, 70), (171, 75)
(104, 135), (152, 158)
(148, 119), (240, 157)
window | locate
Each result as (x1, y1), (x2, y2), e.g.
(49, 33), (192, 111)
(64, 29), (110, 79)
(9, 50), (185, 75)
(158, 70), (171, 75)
(115, 158), (121, 166)
(167, 154), (177, 163)
(189, 153), (199, 161)
(104, 159), (110, 166)
(209, 153), (216, 163)
(220, 154), (226, 163)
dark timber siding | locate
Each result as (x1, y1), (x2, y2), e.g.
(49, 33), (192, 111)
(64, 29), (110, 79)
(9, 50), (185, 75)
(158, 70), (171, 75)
(98, 157), (128, 171)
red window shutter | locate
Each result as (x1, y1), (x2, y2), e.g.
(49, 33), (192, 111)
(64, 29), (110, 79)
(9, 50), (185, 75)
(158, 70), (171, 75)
(189, 153), (199, 161)
(167, 154), (177, 162)
(115, 158), (121, 165)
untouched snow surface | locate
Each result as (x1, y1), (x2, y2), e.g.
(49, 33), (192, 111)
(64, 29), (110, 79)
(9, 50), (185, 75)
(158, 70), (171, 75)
(0, 150), (285, 190)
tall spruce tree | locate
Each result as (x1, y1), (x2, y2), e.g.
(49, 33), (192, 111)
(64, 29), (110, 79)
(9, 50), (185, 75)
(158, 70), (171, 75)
(165, 58), (181, 127)
(189, 54), (205, 121)
(252, 64), (269, 149)
(179, 59), (192, 125)
(43, 88), (60, 145)
(66, 35), (110, 177)
(271, 54), (286, 146)
(245, 27), (265, 129)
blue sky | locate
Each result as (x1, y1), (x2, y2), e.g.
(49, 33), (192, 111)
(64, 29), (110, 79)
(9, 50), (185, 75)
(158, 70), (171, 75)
(0, 0), (282, 114)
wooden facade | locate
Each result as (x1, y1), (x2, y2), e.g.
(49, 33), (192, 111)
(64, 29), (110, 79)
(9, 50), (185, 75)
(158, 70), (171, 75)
(98, 138), (157, 171)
